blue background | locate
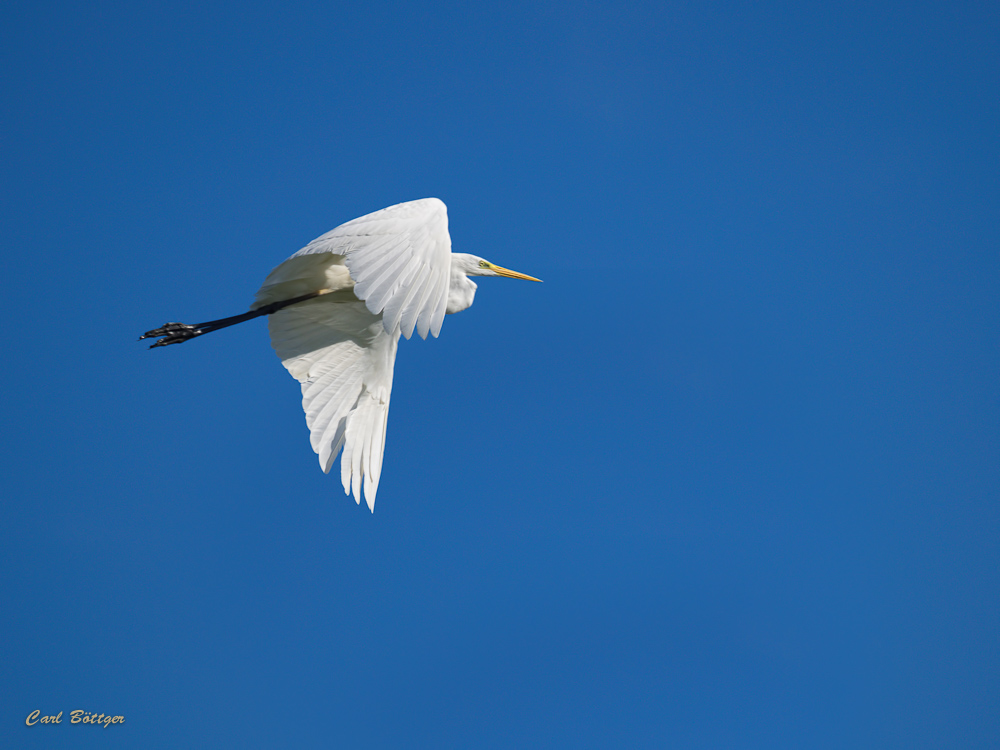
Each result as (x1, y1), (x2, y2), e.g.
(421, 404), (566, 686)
(2, 0), (998, 747)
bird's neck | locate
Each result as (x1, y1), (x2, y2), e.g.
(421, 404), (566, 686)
(446, 266), (478, 315)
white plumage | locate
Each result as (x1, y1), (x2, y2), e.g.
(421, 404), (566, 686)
(243, 198), (539, 511)
(259, 197), (453, 340)
(250, 199), (450, 510)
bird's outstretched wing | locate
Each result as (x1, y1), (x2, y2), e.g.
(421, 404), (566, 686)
(285, 197), (452, 340)
(267, 297), (398, 511)
(250, 198), (452, 509)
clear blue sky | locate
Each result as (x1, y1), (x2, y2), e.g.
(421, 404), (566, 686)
(2, 0), (997, 747)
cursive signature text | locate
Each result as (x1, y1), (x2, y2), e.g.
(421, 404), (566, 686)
(26, 709), (124, 728)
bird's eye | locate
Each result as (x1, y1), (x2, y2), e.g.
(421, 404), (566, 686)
(479, 261), (489, 268)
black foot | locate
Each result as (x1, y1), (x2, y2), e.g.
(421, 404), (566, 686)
(139, 322), (204, 348)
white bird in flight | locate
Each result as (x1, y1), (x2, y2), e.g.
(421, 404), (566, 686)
(141, 198), (541, 511)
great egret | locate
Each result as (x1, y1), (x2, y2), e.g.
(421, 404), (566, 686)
(141, 198), (541, 511)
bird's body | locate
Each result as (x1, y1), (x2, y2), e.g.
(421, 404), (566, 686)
(141, 198), (540, 511)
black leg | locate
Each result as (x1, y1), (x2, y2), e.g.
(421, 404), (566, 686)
(140, 291), (326, 348)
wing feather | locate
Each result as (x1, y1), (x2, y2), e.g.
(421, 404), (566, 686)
(386, 264), (431, 339)
(267, 297), (398, 511)
(286, 197), (452, 339)
(252, 198), (450, 510)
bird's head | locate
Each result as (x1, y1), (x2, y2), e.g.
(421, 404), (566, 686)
(452, 253), (542, 282)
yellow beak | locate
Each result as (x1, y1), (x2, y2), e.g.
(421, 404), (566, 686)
(491, 264), (543, 282)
